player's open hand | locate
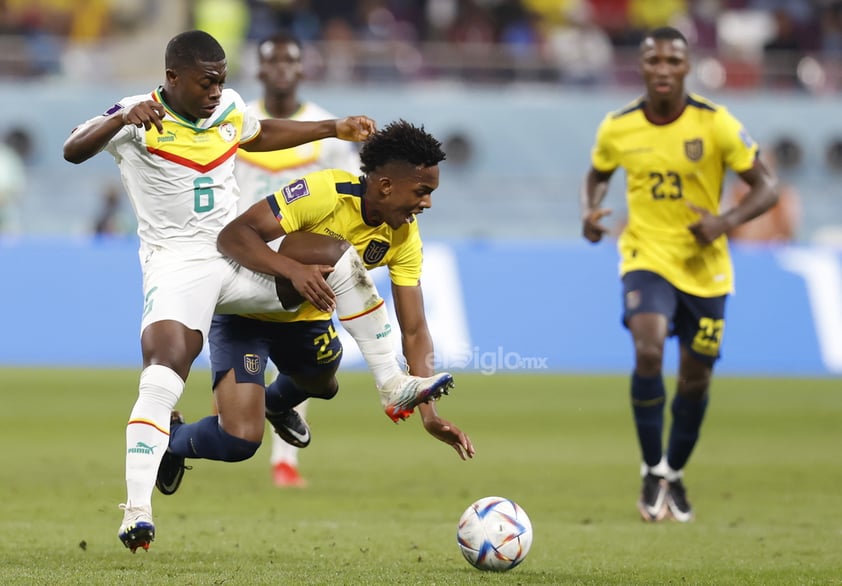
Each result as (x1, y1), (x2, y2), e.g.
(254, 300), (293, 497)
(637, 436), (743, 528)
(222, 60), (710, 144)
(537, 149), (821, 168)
(420, 408), (475, 460)
(335, 116), (376, 142)
(288, 262), (336, 313)
(582, 208), (612, 243)
(687, 202), (727, 245)
(121, 101), (165, 133)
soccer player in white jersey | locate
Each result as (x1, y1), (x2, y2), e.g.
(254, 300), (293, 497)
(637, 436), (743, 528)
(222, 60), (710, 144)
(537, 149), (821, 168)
(235, 32), (362, 488)
(62, 30), (454, 554)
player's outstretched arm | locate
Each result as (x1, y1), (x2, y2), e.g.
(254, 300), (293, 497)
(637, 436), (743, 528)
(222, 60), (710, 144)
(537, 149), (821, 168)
(242, 116), (376, 153)
(392, 283), (475, 460)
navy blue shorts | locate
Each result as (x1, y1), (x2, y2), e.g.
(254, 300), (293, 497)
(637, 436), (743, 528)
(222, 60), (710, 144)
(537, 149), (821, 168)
(208, 314), (343, 388)
(621, 270), (727, 365)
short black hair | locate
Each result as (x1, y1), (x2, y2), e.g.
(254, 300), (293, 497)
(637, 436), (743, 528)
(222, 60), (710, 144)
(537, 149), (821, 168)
(257, 30), (303, 57)
(165, 30), (226, 70)
(644, 26), (688, 46)
(360, 120), (446, 174)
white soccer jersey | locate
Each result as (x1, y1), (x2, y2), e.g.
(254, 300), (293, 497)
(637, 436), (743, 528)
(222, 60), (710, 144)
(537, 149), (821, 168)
(84, 87), (261, 251)
(234, 100), (361, 211)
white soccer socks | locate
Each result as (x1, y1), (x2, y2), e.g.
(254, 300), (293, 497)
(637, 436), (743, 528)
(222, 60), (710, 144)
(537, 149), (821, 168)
(327, 247), (403, 389)
(124, 364), (184, 507)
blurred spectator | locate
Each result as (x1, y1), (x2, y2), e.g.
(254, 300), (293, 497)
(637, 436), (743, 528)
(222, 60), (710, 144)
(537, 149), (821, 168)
(496, 0), (543, 58)
(544, 1), (613, 85)
(92, 183), (134, 237)
(447, 0), (496, 45)
(246, 0), (323, 44)
(761, 8), (806, 88)
(443, 0), (497, 81)
(0, 128), (27, 234)
(319, 17), (359, 82)
(726, 149), (801, 243)
(1, 0), (65, 76)
(820, 1), (842, 58)
(687, 0), (721, 51)
(4, 126), (34, 165)
(192, 0), (250, 76)
(588, 0), (631, 43)
(623, 0), (688, 46)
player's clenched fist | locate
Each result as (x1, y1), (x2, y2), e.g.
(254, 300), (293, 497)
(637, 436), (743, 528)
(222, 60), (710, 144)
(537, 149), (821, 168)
(121, 101), (165, 133)
(582, 208), (612, 243)
(335, 116), (376, 142)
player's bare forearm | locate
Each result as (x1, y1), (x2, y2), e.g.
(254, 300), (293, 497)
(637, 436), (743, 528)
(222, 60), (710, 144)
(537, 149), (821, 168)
(580, 168), (612, 214)
(722, 161), (780, 229)
(63, 115), (125, 164)
(64, 101), (165, 163)
(219, 217), (291, 275)
(218, 203), (335, 311)
(403, 331), (435, 377)
(244, 116), (375, 152)
(218, 202), (296, 277)
(581, 168), (613, 243)
(244, 119), (336, 152)
(392, 284), (434, 375)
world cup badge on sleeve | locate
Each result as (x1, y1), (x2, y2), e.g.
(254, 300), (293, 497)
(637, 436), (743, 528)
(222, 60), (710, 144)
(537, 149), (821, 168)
(282, 179), (310, 204)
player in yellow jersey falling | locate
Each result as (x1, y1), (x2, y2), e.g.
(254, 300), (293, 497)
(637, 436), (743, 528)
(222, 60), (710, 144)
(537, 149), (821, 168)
(158, 120), (474, 497)
(63, 30), (452, 553)
(234, 32), (362, 489)
(580, 27), (779, 523)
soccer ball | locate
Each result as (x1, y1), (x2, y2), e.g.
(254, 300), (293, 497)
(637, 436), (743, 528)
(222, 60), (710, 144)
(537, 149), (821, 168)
(456, 496), (533, 571)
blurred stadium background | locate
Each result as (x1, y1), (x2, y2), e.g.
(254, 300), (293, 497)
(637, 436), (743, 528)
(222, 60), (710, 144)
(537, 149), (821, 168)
(1, 0), (842, 377)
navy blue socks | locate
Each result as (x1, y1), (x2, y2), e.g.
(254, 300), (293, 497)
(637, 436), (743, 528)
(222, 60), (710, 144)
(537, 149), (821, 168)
(667, 393), (709, 471)
(631, 373), (667, 468)
(169, 416), (260, 462)
(265, 375), (310, 412)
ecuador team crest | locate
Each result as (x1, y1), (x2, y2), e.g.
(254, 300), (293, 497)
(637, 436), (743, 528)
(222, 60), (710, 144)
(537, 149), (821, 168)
(684, 138), (703, 161)
(243, 353), (261, 375)
(363, 240), (390, 264)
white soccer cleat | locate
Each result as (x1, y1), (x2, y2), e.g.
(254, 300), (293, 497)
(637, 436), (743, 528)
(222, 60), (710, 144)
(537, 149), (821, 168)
(379, 372), (454, 422)
(118, 502), (155, 553)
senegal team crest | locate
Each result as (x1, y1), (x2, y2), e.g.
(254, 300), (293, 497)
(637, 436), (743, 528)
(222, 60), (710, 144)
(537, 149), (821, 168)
(684, 138), (703, 161)
(363, 240), (390, 264)
(218, 122), (237, 142)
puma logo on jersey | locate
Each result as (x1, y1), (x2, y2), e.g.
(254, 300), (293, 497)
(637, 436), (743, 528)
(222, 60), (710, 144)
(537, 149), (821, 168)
(157, 131), (177, 143)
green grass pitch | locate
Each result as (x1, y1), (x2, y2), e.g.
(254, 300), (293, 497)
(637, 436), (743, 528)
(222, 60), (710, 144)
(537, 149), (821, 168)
(1, 368), (841, 585)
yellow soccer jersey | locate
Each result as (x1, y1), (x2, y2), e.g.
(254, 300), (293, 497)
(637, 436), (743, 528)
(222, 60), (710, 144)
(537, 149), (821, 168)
(591, 94), (759, 296)
(244, 169), (423, 322)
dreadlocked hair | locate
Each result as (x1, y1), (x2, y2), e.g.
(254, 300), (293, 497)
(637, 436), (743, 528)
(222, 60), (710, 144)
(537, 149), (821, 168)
(360, 119), (446, 173)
